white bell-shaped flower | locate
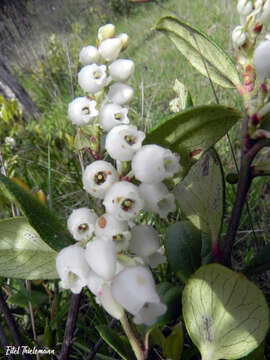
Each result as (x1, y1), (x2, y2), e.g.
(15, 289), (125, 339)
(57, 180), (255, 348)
(67, 207), (98, 241)
(96, 213), (131, 251)
(108, 82), (134, 105)
(129, 225), (166, 268)
(132, 144), (181, 184)
(139, 182), (176, 219)
(78, 64), (107, 94)
(85, 238), (117, 280)
(118, 33), (129, 50)
(133, 302), (167, 326)
(68, 97), (98, 126)
(258, 0), (270, 23)
(103, 181), (144, 221)
(98, 24), (116, 42)
(98, 283), (124, 319)
(82, 160), (118, 199)
(99, 38), (123, 62)
(111, 266), (166, 324)
(105, 125), (145, 161)
(253, 39), (270, 80)
(109, 59), (135, 82)
(56, 244), (90, 294)
(86, 269), (105, 296)
(232, 26), (247, 48)
(237, 0), (253, 15)
(99, 103), (129, 131)
(79, 46), (100, 65)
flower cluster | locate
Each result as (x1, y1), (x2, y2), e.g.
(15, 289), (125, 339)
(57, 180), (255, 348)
(56, 24), (182, 326)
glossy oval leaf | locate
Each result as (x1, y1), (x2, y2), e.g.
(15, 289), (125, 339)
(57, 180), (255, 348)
(155, 15), (240, 88)
(155, 283), (182, 326)
(0, 173), (73, 251)
(163, 323), (184, 360)
(174, 150), (224, 244)
(165, 221), (202, 283)
(182, 264), (269, 360)
(144, 105), (242, 175)
(0, 217), (58, 280)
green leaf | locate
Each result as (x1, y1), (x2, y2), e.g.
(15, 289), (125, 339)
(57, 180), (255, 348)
(96, 325), (136, 360)
(165, 221), (202, 283)
(241, 342), (265, 360)
(174, 150), (224, 243)
(252, 147), (270, 175)
(182, 264), (269, 360)
(244, 243), (270, 275)
(150, 328), (165, 348)
(169, 79), (193, 113)
(0, 217), (58, 280)
(155, 15), (240, 88)
(144, 105), (242, 175)
(0, 173), (73, 251)
(156, 284), (182, 326)
(7, 288), (48, 307)
(163, 323), (184, 360)
(74, 131), (92, 150)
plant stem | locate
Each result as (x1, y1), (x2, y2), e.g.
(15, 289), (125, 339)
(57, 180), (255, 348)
(120, 313), (145, 360)
(223, 137), (270, 267)
(59, 293), (81, 360)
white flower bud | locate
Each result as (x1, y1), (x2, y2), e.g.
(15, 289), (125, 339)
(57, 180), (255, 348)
(129, 225), (166, 267)
(99, 38), (123, 62)
(118, 33), (129, 50)
(105, 125), (145, 161)
(56, 244), (90, 293)
(99, 103), (129, 131)
(132, 144), (181, 184)
(68, 97), (98, 126)
(237, 0), (253, 15)
(85, 238), (117, 280)
(139, 182), (176, 219)
(108, 82), (134, 105)
(103, 181), (144, 221)
(79, 45), (100, 65)
(232, 26), (247, 48)
(98, 283), (124, 319)
(67, 208), (98, 241)
(5, 137), (16, 147)
(112, 266), (166, 325)
(96, 213), (131, 251)
(253, 39), (270, 80)
(82, 160), (118, 199)
(98, 24), (116, 42)
(109, 59), (135, 81)
(78, 64), (107, 94)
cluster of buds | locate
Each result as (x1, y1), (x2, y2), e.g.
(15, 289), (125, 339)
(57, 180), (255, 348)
(56, 24), (182, 326)
(232, 0), (270, 138)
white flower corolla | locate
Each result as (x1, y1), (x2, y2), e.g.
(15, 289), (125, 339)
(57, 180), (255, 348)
(99, 38), (123, 62)
(98, 283), (124, 319)
(79, 46), (100, 65)
(96, 214), (131, 251)
(99, 103), (129, 131)
(253, 39), (270, 80)
(68, 97), (98, 126)
(103, 181), (144, 221)
(86, 269), (105, 296)
(112, 266), (166, 325)
(259, 0), (270, 23)
(85, 238), (117, 280)
(237, 0), (253, 16)
(109, 59), (135, 82)
(139, 182), (176, 219)
(82, 160), (118, 199)
(78, 64), (107, 94)
(108, 82), (134, 105)
(118, 33), (129, 50)
(232, 26), (247, 48)
(129, 225), (166, 268)
(56, 245), (90, 294)
(132, 144), (181, 184)
(98, 24), (116, 42)
(133, 302), (167, 326)
(105, 125), (145, 161)
(67, 207), (98, 241)
(5, 136), (16, 147)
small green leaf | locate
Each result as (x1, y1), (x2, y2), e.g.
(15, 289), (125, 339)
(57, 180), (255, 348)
(96, 325), (136, 360)
(150, 327), (165, 348)
(74, 131), (92, 150)
(0, 217), (58, 280)
(165, 221), (202, 283)
(174, 150), (224, 243)
(183, 264), (269, 360)
(169, 79), (193, 113)
(144, 105), (242, 175)
(155, 15), (240, 88)
(0, 173), (73, 251)
(156, 284), (182, 326)
(7, 288), (48, 307)
(252, 148), (270, 175)
(244, 243), (270, 275)
(163, 323), (184, 360)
